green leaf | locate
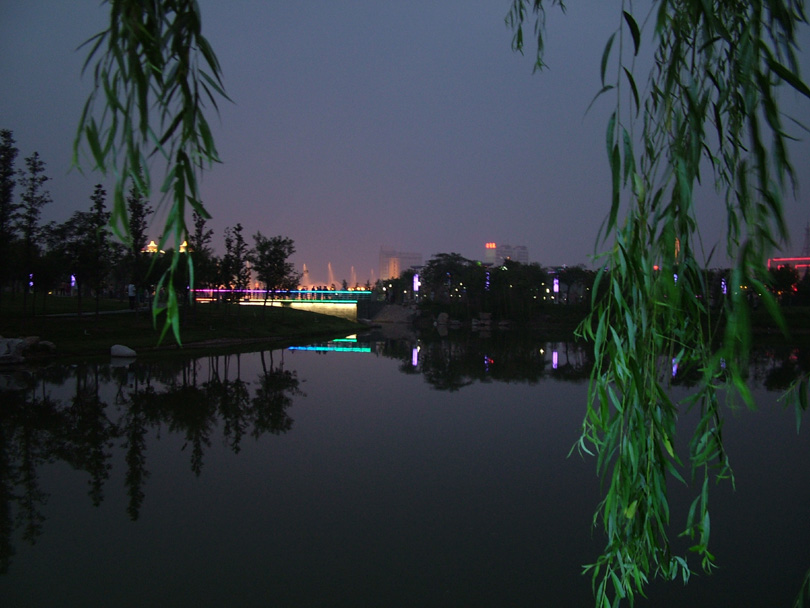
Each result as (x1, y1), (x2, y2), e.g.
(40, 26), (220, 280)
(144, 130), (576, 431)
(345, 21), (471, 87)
(623, 68), (640, 116)
(621, 127), (635, 185)
(622, 11), (641, 57)
(586, 85), (615, 116)
(766, 57), (810, 99)
(601, 32), (617, 86)
(624, 499), (638, 519)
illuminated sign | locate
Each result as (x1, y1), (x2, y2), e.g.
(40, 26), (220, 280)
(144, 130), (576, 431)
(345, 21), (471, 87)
(768, 256), (810, 270)
(485, 242), (497, 249)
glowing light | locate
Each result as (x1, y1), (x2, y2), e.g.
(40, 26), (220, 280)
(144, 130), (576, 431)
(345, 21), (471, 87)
(412, 347), (419, 367)
(553, 278), (559, 293)
(413, 273), (421, 292)
(552, 351), (558, 369)
(767, 256), (810, 271)
(485, 242), (497, 249)
(288, 345), (371, 353)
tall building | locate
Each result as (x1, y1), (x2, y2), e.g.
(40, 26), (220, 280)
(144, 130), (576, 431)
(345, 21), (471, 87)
(512, 245), (529, 264)
(379, 248), (423, 280)
(484, 242), (497, 265)
(485, 243), (529, 265)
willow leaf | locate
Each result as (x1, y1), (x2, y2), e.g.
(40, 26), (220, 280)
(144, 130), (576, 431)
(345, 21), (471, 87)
(601, 32), (616, 86)
(622, 11), (641, 56)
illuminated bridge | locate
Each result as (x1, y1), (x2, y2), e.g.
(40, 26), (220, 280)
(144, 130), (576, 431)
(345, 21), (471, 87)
(192, 289), (374, 321)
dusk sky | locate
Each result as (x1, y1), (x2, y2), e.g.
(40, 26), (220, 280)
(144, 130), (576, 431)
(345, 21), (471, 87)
(2, 1), (809, 286)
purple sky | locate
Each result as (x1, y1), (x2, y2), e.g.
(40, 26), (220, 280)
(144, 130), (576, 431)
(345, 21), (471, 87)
(2, 1), (809, 286)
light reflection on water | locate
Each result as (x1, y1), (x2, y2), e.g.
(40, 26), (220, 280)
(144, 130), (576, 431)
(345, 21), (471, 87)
(0, 334), (808, 607)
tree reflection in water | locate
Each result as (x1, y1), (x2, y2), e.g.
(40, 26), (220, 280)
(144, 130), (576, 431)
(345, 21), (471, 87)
(0, 334), (806, 578)
(377, 330), (595, 390)
(0, 350), (302, 569)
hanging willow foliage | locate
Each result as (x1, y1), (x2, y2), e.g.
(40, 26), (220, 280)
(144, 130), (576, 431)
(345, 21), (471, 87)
(507, 0), (810, 606)
(74, 0), (229, 344)
(74, 1), (808, 603)
(510, 0), (809, 605)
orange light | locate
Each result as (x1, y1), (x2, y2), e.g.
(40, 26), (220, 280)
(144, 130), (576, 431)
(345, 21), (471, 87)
(485, 242), (496, 249)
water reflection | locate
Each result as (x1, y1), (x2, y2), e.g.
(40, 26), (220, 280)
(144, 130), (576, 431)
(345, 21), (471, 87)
(0, 331), (808, 604)
(369, 331), (594, 390)
(0, 351), (301, 571)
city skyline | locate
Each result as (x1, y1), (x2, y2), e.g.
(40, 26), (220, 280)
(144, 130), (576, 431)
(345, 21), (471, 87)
(2, 2), (809, 288)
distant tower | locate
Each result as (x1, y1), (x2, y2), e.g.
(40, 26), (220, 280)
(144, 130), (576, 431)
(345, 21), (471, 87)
(302, 263), (310, 288)
(801, 222), (810, 257)
(484, 242), (497, 265)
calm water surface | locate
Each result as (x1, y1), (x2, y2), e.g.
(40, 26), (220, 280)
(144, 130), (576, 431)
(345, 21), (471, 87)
(0, 333), (808, 607)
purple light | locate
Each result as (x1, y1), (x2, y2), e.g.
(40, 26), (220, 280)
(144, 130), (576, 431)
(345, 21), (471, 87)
(672, 358), (678, 377)
(413, 273), (421, 293)
(721, 278), (727, 295)
(412, 347), (419, 367)
(553, 277), (559, 293)
(552, 350), (558, 369)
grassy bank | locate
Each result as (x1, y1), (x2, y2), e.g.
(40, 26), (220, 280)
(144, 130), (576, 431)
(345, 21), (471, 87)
(0, 296), (362, 361)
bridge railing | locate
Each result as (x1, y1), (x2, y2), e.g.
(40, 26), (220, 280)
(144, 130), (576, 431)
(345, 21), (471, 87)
(192, 289), (373, 302)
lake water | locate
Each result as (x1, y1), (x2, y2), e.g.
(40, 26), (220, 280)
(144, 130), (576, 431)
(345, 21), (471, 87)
(0, 332), (808, 607)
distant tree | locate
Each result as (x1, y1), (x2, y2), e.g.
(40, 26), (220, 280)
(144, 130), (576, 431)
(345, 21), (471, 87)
(220, 224), (250, 295)
(88, 185), (112, 314)
(44, 211), (99, 315)
(249, 233), (300, 306)
(0, 129), (19, 303)
(796, 271), (810, 307)
(15, 152), (51, 314)
(190, 211), (213, 252)
(125, 180), (153, 296)
(556, 264), (594, 305)
(422, 252), (473, 302)
(769, 264), (799, 303)
(188, 210), (218, 290)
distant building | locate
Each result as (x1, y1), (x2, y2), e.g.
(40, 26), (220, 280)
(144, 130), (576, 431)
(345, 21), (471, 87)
(768, 256), (810, 273)
(485, 243), (528, 265)
(379, 248), (422, 280)
(512, 245), (529, 264)
(767, 222), (810, 274)
(484, 242), (497, 265)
